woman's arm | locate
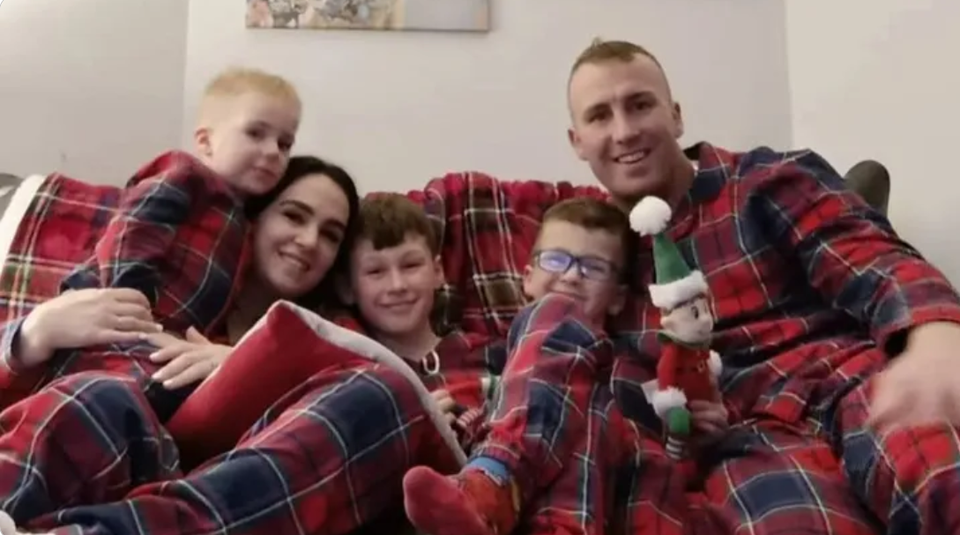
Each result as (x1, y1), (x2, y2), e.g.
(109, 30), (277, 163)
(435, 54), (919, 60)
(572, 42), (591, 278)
(0, 289), (159, 405)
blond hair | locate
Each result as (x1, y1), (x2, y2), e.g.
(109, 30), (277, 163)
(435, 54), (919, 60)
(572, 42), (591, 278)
(198, 67), (301, 123)
(570, 38), (663, 76)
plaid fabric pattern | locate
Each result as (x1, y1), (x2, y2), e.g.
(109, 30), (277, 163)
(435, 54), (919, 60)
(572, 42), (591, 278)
(700, 415), (881, 535)
(470, 293), (617, 505)
(62, 150), (249, 337)
(0, 174), (121, 407)
(613, 144), (960, 426)
(1, 363), (457, 535)
(419, 331), (506, 407)
(0, 371), (179, 526)
(408, 144), (960, 533)
(418, 331), (506, 452)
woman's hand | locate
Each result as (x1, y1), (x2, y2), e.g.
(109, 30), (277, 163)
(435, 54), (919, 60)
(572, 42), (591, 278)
(18, 288), (161, 368)
(147, 327), (231, 389)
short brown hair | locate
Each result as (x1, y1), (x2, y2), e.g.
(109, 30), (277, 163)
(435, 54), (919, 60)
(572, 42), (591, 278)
(199, 67), (301, 122)
(570, 38), (664, 77)
(355, 193), (438, 254)
(539, 197), (631, 262)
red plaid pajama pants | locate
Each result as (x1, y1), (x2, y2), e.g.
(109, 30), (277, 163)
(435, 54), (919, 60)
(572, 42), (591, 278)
(0, 362), (455, 535)
(687, 348), (960, 535)
(467, 294), (709, 535)
(0, 340), (164, 412)
(483, 308), (960, 535)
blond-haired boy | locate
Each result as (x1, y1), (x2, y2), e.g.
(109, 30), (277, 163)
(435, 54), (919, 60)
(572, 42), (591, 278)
(49, 67), (302, 418)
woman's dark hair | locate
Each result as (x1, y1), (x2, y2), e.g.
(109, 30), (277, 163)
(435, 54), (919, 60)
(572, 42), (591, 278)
(245, 155), (360, 312)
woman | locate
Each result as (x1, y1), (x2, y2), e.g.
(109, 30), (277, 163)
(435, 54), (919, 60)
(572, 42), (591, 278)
(0, 156), (381, 528)
(0, 156), (463, 535)
(6, 156), (356, 387)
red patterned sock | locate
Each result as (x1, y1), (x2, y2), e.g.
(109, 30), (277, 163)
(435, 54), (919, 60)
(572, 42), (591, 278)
(403, 466), (518, 535)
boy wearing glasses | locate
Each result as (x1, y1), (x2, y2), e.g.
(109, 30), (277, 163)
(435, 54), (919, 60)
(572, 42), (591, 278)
(404, 197), (728, 535)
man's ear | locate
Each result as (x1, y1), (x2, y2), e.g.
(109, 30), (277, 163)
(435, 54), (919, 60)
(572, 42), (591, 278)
(672, 101), (685, 139)
(195, 126), (214, 157)
(568, 127), (588, 161)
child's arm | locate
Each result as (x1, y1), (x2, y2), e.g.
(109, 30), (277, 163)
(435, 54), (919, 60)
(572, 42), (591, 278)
(0, 317), (49, 405)
(94, 153), (214, 306)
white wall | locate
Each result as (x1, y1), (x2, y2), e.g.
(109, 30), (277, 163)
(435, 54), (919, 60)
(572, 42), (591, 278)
(786, 0), (960, 283)
(0, 0), (791, 191)
(0, 0), (189, 184)
(183, 0), (793, 193)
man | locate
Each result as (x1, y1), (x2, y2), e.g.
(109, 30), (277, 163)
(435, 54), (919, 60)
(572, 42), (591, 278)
(410, 39), (960, 534)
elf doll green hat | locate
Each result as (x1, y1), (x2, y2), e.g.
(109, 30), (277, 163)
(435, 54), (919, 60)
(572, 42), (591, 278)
(629, 196), (708, 310)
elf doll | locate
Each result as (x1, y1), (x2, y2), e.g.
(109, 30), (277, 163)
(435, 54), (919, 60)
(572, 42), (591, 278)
(630, 196), (723, 461)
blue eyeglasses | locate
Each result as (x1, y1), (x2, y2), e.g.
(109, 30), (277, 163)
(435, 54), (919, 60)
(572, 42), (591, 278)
(532, 249), (618, 281)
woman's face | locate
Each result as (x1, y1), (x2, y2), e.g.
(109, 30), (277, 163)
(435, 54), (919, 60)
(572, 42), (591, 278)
(251, 172), (350, 299)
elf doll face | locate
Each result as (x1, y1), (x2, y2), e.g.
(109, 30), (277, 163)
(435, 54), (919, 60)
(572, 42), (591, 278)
(661, 295), (713, 344)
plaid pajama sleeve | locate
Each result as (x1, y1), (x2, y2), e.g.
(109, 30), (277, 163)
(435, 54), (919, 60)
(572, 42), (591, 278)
(752, 148), (960, 350)
(0, 371), (179, 527)
(0, 175), (122, 409)
(62, 150), (247, 336)
(62, 153), (196, 308)
(470, 293), (616, 504)
(26, 363), (452, 535)
(0, 317), (45, 402)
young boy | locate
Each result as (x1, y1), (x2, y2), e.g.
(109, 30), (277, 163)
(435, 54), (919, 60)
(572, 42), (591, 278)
(341, 193), (506, 453)
(401, 198), (729, 535)
(9, 67), (302, 414)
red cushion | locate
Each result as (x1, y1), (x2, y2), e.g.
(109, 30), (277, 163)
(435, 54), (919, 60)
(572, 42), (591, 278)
(166, 304), (363, 466)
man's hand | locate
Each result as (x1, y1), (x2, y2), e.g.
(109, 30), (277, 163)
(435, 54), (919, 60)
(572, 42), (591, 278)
(869, 321), (960, 430)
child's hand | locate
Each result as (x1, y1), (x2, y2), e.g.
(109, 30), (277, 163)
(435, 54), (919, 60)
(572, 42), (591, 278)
(431, 389), (457, 426)
(688, 399), (729, 441)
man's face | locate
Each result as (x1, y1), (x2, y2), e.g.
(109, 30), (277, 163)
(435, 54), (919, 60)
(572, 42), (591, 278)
(567, 55), (686, 206)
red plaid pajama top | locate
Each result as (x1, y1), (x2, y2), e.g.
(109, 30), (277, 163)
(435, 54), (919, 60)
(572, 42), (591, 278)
(60, 150), (249, 337)
(413, 142), (960, 423)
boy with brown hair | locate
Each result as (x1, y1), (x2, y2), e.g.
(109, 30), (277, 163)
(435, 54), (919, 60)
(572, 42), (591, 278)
(4, 67), (303, 414)
(341, 193), (505, 450)
(402, 197), (728, 535)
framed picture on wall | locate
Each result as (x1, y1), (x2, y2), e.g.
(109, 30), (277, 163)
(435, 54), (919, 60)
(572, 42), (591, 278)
(246, 0), (490, 33)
